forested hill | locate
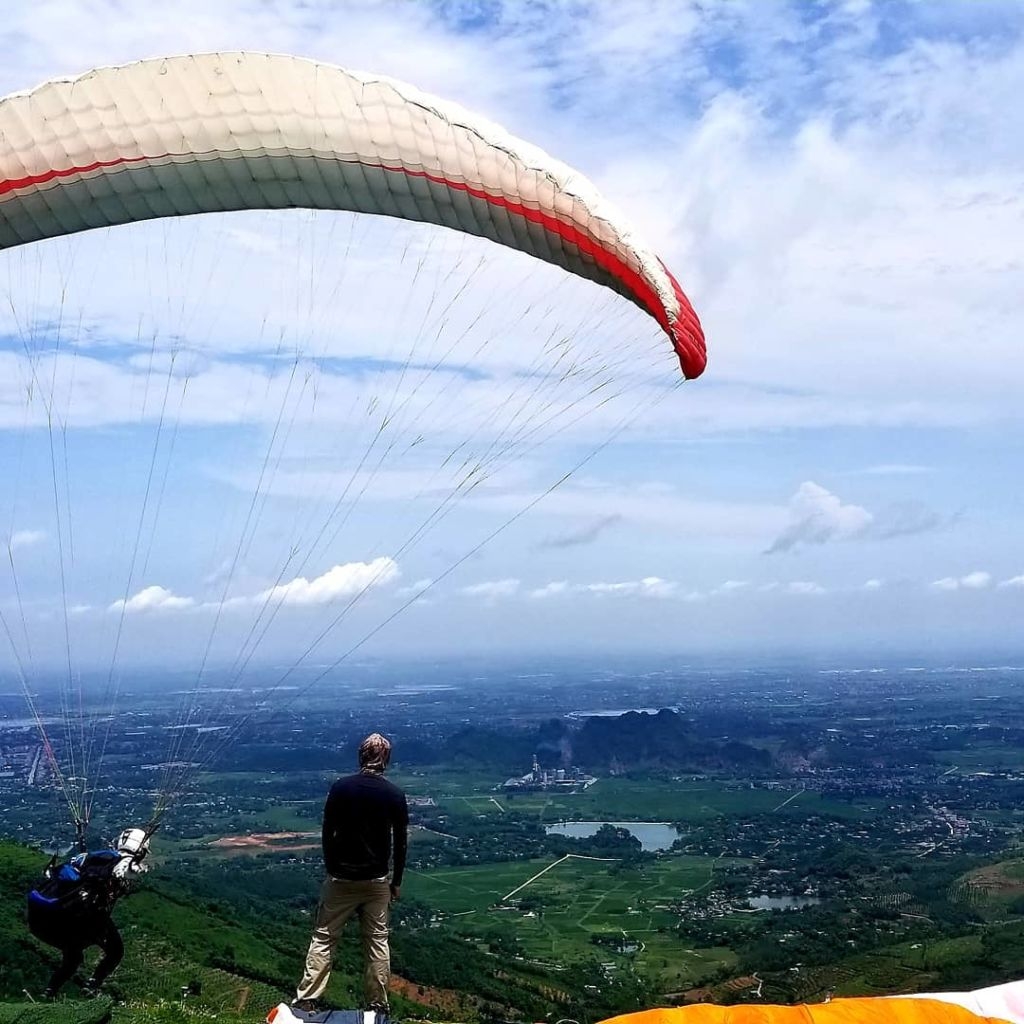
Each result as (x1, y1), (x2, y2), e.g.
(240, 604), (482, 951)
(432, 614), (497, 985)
(0, 840), (653, 1024)
(0, 839), (294, 1023)
(441, 708), (771, 772)
(0, 839), (451, 1022)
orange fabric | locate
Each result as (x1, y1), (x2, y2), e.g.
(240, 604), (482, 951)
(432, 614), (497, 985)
(601, 998), (1015, 1024)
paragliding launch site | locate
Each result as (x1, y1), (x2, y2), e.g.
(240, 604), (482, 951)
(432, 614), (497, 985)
(2, 5), (1024, 1024)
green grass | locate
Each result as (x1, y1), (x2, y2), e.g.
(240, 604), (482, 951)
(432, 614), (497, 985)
(0, 1001), (112, 1024)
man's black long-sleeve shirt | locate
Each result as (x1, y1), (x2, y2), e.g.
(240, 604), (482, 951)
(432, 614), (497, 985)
(321, 771), (408, 886)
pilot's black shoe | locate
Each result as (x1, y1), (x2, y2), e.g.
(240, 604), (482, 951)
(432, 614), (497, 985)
(291, 997), (327, 1014)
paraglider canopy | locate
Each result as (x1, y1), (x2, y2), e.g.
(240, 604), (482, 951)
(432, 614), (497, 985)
(0, 51), (705, 378)
(600, 979), (1024, 1024)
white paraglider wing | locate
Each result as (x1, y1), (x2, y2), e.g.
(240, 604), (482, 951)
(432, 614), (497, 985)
(0, 51), (705, 378)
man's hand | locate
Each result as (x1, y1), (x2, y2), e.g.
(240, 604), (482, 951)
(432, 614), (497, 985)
(390, 883), (401, 902)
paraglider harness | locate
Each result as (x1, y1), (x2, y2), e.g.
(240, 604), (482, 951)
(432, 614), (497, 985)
(26, 825), (147, 948)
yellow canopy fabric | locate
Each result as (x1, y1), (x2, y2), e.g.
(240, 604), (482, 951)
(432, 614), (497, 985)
(601, 998), (1014, 1024)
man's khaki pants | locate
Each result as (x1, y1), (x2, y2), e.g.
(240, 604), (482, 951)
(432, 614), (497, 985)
(296, 876), (391, 1009)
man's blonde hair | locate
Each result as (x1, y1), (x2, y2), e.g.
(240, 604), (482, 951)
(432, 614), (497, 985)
(358, 733), (392, 772)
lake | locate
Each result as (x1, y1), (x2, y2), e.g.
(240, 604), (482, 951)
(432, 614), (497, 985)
(545, 820), (679, 851)
(748, 895), (821, 910)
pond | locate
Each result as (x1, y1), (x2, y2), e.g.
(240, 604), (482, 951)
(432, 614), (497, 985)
(544, 820), (679, 851)
(747, 895), (821, 910)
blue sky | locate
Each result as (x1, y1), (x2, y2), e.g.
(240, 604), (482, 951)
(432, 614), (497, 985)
(1, 0), (1024, 673)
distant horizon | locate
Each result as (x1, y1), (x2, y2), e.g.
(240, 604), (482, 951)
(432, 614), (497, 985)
(7, 647), (1024, 690)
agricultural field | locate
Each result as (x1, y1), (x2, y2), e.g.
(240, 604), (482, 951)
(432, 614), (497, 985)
(951, 856), (1024, 914)
(397, 770), (879, 824)
(932, 744), (1024, 772)
(409, 852), (743, 988)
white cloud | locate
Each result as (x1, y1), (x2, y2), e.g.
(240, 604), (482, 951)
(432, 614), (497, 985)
(999, 575), (1024, 589)
(754, 580), (829, 595)
(254, 558), (400, 607)
(460, 578), (521, 602)
(767, 482), (951, 553)
(931, 572), (991, 592)
(768, 482), (873, 554)
(109, 585), (194, 614)
(584, 577), (677, 599)
(108, 559), (402, 617)
(527, 577), (832, 601)
(863, 578), (884, 590)
(527, 577), (681, 600)
(961, 571), (993, 590)
(786, 581), (827, 596)
(397, 578), (434, 599)
(7, 530), (46, 552)
(710, 579), (830, 598)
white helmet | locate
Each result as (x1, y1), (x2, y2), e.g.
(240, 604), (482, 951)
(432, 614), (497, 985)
(116, 827), (150, 858)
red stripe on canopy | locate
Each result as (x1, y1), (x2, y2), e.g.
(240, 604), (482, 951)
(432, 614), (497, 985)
(0, 152), (706, 378)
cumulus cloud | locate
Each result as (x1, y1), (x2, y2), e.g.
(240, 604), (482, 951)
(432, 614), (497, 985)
(767, 482), (873, 554)
(863, 578), (884, 590)
(255, 558), (400, 607)
(529, 581), (571, 600)
(999, 575), (1024, 589)
(109, 586), (195, 614)
(932, 572), (992, 592)
(6, 530), (46, 552)
(108, 559), (402, 616)
(768, 482), (952, 553)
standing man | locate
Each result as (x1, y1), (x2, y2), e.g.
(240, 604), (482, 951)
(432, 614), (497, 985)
(293, 733), (408, 1017)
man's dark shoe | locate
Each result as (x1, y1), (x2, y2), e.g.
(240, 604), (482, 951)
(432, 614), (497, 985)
(81, 978), (101, 998)
(291, 997), (326, 1014)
